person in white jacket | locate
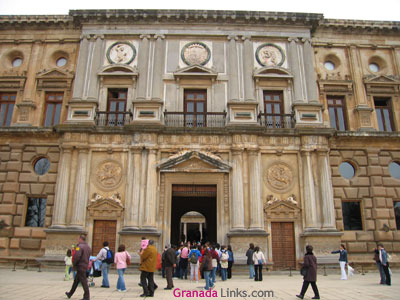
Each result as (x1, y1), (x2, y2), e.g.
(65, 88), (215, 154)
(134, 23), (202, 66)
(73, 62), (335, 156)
(252, 246), (266, 281)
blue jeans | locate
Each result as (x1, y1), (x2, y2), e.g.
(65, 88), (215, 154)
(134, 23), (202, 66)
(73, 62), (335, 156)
(249, 264), (255, 279)
(211, 267), (217, 283)
(204, 271), (212, 290)
(376, 261), (386, 284)
(221, 268), (227, 281)
(101, 262), (110, 287)
(117, 268), (126, 291)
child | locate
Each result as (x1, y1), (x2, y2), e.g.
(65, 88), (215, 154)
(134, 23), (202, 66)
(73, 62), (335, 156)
(64, 249), (73, 280)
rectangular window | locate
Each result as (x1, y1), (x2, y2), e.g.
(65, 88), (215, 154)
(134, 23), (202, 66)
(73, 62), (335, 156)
(0, 92), (16, 126)
(263, 91), (283, 128)
(374, 97), (394, 132)
(327, 96), (347, 131)
(44, 92), (63, 127)
(107, 89), (127, 126)
(342, 201), (363, 230)
(394, 201), (400, 230)
(25, 198), (47, 227)
(184, 89), (207, 127)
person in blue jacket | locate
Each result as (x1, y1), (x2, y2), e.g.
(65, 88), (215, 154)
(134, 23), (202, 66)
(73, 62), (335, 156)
(227, 245), (234, 279)
(331, 244), (348, 280)
(377, 243), (391, 286)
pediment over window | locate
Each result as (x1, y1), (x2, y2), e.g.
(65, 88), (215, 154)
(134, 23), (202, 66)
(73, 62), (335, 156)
(173, 65), (218, 80)
(254, 66), (293, 80)
(98, 64), (138, 78)
(36, 68), (74, 90)
(157, 150), (231, 173)
(263, 195), (300, 219)
(87, 193), (124, 218)
(363, 75), (400, 94)
(0, 72), (27, 89)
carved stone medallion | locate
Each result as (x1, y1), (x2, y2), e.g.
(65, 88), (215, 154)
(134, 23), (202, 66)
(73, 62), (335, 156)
(256, 43), (285, 67)
(106, 41), (136, 65)
(181, 42), (211, 66)
(264, 162), (294, 192)
(94, 160), (123, 190)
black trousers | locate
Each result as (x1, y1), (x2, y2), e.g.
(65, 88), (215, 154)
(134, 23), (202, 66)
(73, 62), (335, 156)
(141, 271), (155, 296)
(382, 264), (391, 285)
(254, 264), (263, 281)
(165, 266), (174, 288)
(68, 268), (90, 300)
(227, 261), (233, 279)
(300, 280), (319, 298)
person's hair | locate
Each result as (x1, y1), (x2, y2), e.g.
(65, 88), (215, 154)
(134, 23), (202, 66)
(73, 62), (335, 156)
(118, 244), (126, 252)
(306, 245), (313, 254)
(221, 245), (226, 250)
(148, 239), (154, 245)
(66, 249), (72, 257)
(103, 241), (109, 247)
(204, 249), (211, 257)
(211, 244), (216, 250)
(249, 243), (254, 250)
(141, 237), (146, 240)
(216, 243), (220, 249)
(254, 246), (260, 253)
(171, 244), (177, 249)
(191, 244), (196, 249)
(228, 245), (232, 252)
(377, 243), (384, 248)
(340, 244), (346, 250)
(79, 235), (86, 242)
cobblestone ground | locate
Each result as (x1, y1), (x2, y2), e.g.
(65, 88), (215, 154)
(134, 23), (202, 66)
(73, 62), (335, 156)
(0, 268), (398, 300)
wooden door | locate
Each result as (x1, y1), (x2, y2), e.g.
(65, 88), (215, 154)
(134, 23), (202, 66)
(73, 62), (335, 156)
(271, 222), (296, 269)
(92, 220), (117, 256)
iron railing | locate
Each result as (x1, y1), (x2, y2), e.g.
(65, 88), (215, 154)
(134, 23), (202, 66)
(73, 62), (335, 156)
(164, 111), (226, 128)
(258, 113), (295, 129)
(95, 110), (132, 127)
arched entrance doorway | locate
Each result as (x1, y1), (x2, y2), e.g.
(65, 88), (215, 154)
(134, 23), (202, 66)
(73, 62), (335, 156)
(180, 211), (206, 243)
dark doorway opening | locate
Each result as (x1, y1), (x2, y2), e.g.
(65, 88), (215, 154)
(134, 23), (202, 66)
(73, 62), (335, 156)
(171, 184), (217, 245)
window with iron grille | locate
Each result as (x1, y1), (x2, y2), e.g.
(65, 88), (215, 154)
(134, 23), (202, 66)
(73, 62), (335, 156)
(0, 92), (16, 126)
(25, 198), (47, 227)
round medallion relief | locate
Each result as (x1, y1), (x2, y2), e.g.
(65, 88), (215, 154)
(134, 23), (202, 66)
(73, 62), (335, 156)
(256, 43), (285, 67)
(181, 42), (211, 66)
(264, 162), (294, 192)
(106, 42), (136, 65)
(94, 160), (123, 190)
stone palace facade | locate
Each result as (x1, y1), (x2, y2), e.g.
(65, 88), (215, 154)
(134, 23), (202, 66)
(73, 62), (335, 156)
(0, 10), (399, 268)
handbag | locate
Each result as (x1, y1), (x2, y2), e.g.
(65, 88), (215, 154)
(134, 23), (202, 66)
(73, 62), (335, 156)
(300, 266), (308, 276)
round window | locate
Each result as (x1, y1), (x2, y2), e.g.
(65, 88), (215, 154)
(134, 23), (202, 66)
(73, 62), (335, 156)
(12, 57), (22, 67)
(369, 63), (379, 73)
(389, 162), (400, 179)
(339, 162), (355, 179)
(34, 158), (50, 175)
(56, 57), (67, 67)
(324, 61), (335, 71)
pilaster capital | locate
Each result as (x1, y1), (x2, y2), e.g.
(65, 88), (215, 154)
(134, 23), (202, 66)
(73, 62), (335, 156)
(227, 35), (239, 41)
(242, 35), (252, 42)
(231, 147), (243, 155)
(61, 145), (74, 153)
(301, 38), (312, 45)
(76, 146), (90, 154)
(154, 34), (166, 40)
(140, 34), (152, 40)
(288, 37), (299, 43)
(247, 148), (260, 156)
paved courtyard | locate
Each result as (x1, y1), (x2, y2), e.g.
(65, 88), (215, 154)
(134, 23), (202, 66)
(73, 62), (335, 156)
(0, 268), (398, 300)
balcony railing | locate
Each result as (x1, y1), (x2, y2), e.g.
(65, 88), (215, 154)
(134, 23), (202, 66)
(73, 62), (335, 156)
(95, 110), (132, 127)
(164, 111), (226, 128)
(258, 113), (295, 129)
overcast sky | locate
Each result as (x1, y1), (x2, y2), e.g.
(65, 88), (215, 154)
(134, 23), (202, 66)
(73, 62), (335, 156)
(0, 0), (399, 21)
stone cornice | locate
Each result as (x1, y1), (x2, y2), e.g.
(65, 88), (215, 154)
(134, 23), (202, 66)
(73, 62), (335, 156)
(319, 18), (400, 33)
(0, 15), (74, 27)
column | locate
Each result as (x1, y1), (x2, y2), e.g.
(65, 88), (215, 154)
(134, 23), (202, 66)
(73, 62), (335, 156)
(302, 38), (319, 103)
(51, 146), (73, 228)
(124, 148), (142, 229)
(302, 150), (319, 230)
(288, 38), (304, 102)
(143, 148), (158, 228)
(242, 36), (255, 101)
(136, 35), (151, 100)
(72, 36), (89, 100)
(183, 223), (187, 241)
(152, 34), (165, 101)
(318, 151), (336, 229)
(70, 147), (89, 228)
(348, 45), (368, 106)
(248, 150), (263, 229)
(231, 149), (245, 229)
(227, 36), (239, 101)
(199, 223), (203, 240)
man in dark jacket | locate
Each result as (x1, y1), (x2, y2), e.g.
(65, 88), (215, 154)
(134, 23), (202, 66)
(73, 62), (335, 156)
(65, 235), (91, 300)
(163, 245), (177, 290)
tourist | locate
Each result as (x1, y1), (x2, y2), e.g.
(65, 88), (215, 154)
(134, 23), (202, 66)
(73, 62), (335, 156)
(179, 243), (189, 279)
(65, 235), (91, 300)
(140, 239), (158, 297)
(200, 249), (213, 290)
(163, 245), (177, 290)
(210, 244), (220, 284)
(377, 243), (391, 286)
(252, 246), (266, 281)
(189, 244), (202, 282)
(227, 245), (234, 279)
(200, 244), (206, 279)
(95, 241), (113, 288)
(296, 245), (320, 300)
(64, 249), (73, 281)
(114, 244), (130, 292)
(331, 244), (348, 280)
(246, 243), (255, 279)
(373, 247), (386, 284)
(161, 245), (168, 278)
(220, 246), (229, 281)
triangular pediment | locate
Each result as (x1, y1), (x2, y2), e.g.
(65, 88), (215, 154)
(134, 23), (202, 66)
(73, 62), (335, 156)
(36, 68), (74, 79)
(265, 201), (299, 212)
(157, 150), (231, 173)
(174, 65), (218, 79)
(254, 66), (293, 79)
(363, 75), (400, 84)
(98, 64), (138, 77)
(87, 194), (124, 218)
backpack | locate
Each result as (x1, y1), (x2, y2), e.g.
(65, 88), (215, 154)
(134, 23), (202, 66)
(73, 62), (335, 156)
(103, 248), (114, 264)
(189, 252), (198, 264)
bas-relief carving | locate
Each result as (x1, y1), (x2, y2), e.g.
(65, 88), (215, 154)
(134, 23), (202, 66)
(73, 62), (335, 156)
(256, 43), (285, 67)
(94, 160), (123, 190)
(263, 194), (300, 219)
(181, 42), (211, 66)
(106, 42), (136, 65)
(264, 162), (294, 192)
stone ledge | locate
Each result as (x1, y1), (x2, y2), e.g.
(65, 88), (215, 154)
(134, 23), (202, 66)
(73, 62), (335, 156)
(226, 230), (269, 237)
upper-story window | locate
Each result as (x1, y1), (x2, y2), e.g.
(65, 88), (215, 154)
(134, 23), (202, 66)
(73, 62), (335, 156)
(374, 97), (394, 132)
(107, 89), (127, 126)
(263, 91), (284, 128)
(0, 92), (16, 126)
(44, 92), (63, 127)
(184, 89), (207, 127)
(327, 96), (347, 131)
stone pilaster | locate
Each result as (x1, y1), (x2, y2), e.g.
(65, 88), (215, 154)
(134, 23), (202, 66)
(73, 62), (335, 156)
(72, 35), (89, 100)
(348, 45), (368, 106)
(231, 149), (245, 229)
(136, 35), (151, 100)
(318, 150), (336, 230)
(302, 38), (319, 103)
(152, 34), (165, 101)
(248, 150), (263, 230)
(242, 36), (254, 101)
(87, 35), (104, 100)
(288, 38), (304, 102)
(302, 150), (319, 230)
(228, 36), (240, 101)
(143, 148), (158, 228)
(69, 147), (89, 229)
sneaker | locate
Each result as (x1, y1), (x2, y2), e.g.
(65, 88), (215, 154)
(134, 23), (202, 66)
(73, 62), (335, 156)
(312, 297), (320, 300)
(65, 292), (71, 299)
(120, 290), (127, 293)
(296, 295), (304, 299)
(101, 285), (110, 288)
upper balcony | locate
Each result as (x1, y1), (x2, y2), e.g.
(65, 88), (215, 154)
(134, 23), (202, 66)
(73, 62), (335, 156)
(95, 110), (132, 127)
(258, 113), (295, 129)
(164, 111), (227, 128)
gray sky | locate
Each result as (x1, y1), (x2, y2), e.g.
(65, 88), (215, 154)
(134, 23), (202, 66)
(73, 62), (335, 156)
(0, 0), (399, 21)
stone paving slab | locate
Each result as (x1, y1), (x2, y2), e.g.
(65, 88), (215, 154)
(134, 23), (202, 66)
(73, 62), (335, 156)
(0, 269), (398, 300)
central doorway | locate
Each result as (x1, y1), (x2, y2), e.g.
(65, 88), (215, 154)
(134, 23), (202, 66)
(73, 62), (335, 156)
(171, 184), (217, 245)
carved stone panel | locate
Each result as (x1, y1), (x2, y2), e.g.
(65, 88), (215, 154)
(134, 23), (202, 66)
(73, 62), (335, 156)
(94, 160), (123, 190)
(264, 161), (294, 193)
(181, 42), (211, 66)
(106, 41), (137, 65)
(256, 43), (285, 67)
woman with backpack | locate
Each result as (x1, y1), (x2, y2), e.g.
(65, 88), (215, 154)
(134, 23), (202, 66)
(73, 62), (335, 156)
(189, 244), (202, 283)
(200, 249), (213, 290)
(220, 246), (229, 281)
(114, 244), (131, 292)
(95, 241), (113, 288)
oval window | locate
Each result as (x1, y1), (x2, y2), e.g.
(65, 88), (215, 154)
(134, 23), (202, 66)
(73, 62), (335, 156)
(56, 57), (67, 67)
(12, 57), (22, 67)
(324, 61), (335, 71)
(369, 63), (379, 73)
(339, 162), (355, 179)
(34, 158), (50, 175)
(389, 162), (400, 179)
